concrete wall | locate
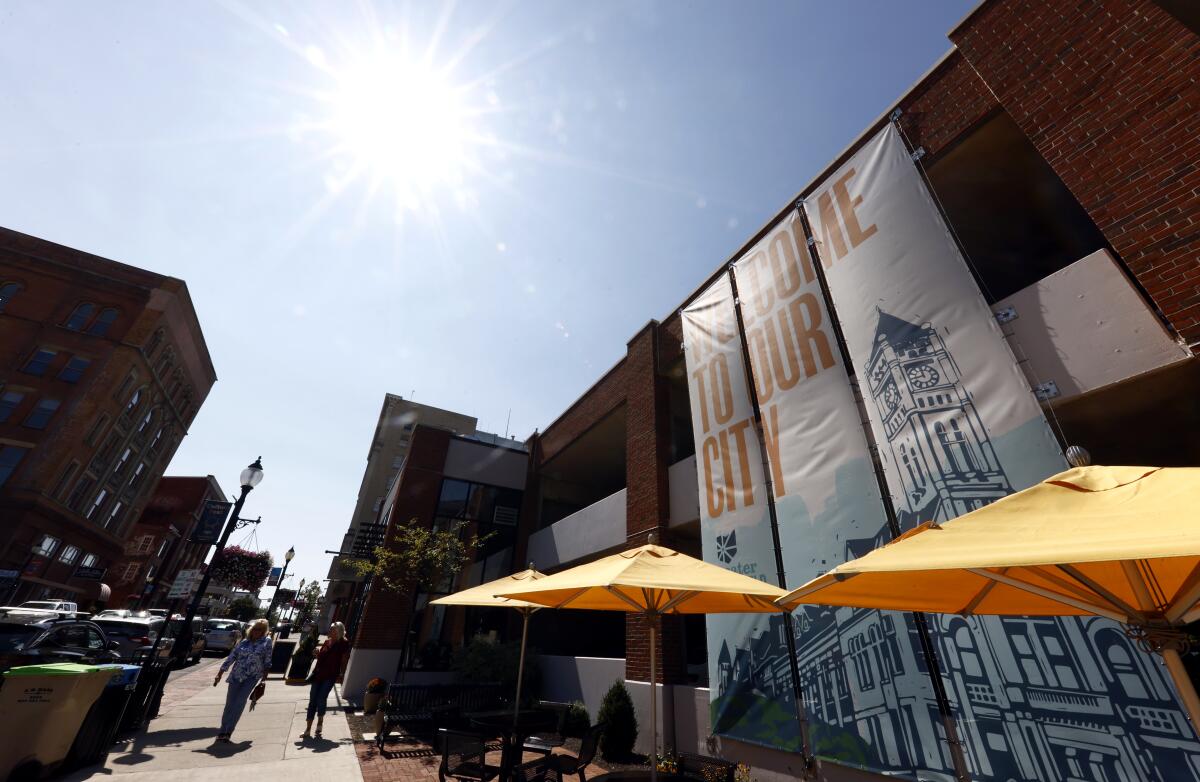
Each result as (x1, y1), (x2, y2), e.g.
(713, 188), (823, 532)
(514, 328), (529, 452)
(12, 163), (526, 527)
(341, 646), (402, 703)
(536, 654), (626, 720)
(526, 489), (626, 570)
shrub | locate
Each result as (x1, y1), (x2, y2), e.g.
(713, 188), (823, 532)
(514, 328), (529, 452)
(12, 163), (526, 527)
(597, 680), (637, 760)
(563, 700), (590, 737)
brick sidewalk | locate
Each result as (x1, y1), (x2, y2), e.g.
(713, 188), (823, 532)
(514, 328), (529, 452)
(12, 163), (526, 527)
(354, 740), (606, 782)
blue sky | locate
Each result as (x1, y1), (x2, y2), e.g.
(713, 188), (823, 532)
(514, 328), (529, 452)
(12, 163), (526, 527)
(0, 1), (975, 592)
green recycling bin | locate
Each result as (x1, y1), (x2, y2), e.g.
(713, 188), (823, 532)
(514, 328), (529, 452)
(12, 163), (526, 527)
(0, 662), (112, 781)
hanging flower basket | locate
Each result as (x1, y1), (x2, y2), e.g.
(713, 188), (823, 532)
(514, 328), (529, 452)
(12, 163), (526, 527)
(209, 546), (273, 591)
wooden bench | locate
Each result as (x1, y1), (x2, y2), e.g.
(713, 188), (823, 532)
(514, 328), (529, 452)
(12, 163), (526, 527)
(377, 683), (506, 749)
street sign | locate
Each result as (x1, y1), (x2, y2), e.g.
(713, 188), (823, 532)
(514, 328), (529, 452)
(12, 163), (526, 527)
(267, 566), (282, 587)
(74, 565), (106, 581)
(167, 568), (203, 599)
(193, 500), (232, 544)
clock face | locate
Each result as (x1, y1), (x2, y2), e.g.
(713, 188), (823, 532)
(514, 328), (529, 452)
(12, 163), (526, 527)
(906, 363), (940, 390)
(883, 381), (901, 412)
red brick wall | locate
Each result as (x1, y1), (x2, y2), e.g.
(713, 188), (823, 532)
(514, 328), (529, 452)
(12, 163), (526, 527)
(538, 360), (628, 464)
(896, 50), (1001, 162)
(353, 427), (449, 651)
(624, 322), (686, 684)
(951, 0), (1200, 342)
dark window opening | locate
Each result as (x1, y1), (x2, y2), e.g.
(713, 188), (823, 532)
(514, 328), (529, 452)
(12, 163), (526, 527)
(925, 111), (1110, 303)
(538, 406), (627, 529)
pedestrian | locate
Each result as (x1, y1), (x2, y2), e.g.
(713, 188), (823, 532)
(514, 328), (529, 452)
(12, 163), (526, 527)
(300, 621), (350, 739)
(212, 617), (272, 743)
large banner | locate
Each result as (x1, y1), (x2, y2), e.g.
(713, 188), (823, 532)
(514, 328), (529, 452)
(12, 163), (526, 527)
(681, 276), (793, 750)
(803, 124), (1200, 781)
(729, 213), (943, 775)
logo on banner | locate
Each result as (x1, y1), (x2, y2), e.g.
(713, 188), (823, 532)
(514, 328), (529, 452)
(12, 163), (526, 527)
(715, 531), (737, 564)
(266, 567), (282, 587)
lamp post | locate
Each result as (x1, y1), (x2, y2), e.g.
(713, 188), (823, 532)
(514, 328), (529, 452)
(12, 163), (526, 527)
(172, 457), (264, 664)
(267, 546), (295, 629)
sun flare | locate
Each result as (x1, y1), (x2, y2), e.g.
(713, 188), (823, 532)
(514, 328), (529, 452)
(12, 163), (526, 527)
(329, 56), (474, 204)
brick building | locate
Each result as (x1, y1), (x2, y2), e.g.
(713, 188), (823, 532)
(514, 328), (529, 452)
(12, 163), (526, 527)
(0, 228), (216, 606)
(341, 2), (1200, 780)
(106, 476), (227, 607)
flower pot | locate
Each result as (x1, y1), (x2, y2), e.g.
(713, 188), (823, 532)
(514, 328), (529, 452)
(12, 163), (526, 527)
(364, 692), (383, 715)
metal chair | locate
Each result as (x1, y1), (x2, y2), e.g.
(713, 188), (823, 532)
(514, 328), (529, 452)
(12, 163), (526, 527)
(523, 702), (570, 755)
(438, 728), (501, 782)
(512, 757), (554, 782)
(546, 722), (605, 782)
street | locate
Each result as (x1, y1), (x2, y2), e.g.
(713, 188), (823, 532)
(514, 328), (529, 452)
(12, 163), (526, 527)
(62, 656), (362, 782)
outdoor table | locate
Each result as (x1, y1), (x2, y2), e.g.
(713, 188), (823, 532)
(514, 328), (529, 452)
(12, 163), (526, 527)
(588, 772), (694, 782)
(469, 709), (558, 782)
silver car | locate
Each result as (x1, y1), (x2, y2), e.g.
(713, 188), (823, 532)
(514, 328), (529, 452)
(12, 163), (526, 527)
(204, 619), (244, 653)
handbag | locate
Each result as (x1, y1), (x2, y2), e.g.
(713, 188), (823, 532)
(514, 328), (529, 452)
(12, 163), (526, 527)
(249, 681), (266, 711)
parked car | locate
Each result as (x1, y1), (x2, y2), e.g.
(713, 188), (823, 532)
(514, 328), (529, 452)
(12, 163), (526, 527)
(204, 619), (244, 653)
(93, 609), (152, 619)
(0, 611), (120, 671)
(17, 600), (79, 613)
(164, 615), (207, 665)
(90, 615), (165, 661)
(146, 608), (168, 617)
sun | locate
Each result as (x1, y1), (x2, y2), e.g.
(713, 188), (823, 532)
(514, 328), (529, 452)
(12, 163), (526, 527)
(328, 55), (475, 205)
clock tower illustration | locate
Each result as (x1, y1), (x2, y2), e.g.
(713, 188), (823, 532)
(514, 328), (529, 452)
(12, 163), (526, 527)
(864, 309), (1011, 530)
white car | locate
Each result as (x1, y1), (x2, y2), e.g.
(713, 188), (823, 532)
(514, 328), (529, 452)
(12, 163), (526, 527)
(204, 619), (244, 653)
(16, 600), (79, 614)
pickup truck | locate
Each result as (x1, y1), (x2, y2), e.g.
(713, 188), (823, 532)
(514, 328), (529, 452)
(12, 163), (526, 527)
(16, 600), (79, 614)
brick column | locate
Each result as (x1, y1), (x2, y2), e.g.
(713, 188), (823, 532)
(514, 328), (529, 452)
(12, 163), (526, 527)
(624, 321), (686, 685)
(951, 0), (1200, 343)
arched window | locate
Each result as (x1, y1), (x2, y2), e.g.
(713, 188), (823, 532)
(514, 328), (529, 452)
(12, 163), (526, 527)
(1099, 629), (1150, 700)
(124, 387), (143, 415)
(0, 282), (21, 312)
(954, 623), (984, 679)
(65, 302), (96, 331)
(88, 308), (118, 336)
(137, 408), (155, 435)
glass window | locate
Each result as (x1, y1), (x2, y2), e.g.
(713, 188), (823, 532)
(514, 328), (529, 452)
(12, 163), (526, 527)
(52, 463), (77, 500)
(137, 408), (154, 434)
(0, 282), (21, 312)
(65, 303), (96, 331)
(113, 447), (132, 476)
(0, 390), (25, 423)
(84, 415), (108, 446)
(23, 398), (61, 429)
(0, 445), (28, 487)
(89, 308), (118, 336)
(86, 627), (105, 650)
(21, 349), (57, 377)
(58, 545), (81, 565)
(157, 538), (170, 558)
(67, 476), (95, 511)
(32, 534), (60, 557)
(149, 428), (164, 451)
(128, 462), (146, 487)
(105, 501), (124, 529)
(124, 388), (142, 415)
(145, 329), (164, 357)
(80, 554), (99, 568)
(57, 356), (91, 383)
(86, 488), (109, 520)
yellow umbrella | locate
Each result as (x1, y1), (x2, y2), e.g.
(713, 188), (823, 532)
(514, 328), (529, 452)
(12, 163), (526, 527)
(431, 566), (545, 725)
(496, 541), (788, 782)
(776, 465), (1200, 730)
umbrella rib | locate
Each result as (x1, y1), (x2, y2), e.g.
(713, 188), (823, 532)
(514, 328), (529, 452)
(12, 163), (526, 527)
(1120, 560), (1158, 613)
(1055, 564), (1148, 623)
(1165, 561), (1200, 624)
(966, 568), (1129, 623)
(1024, 565), (1124, 605)
(959, 571), (1001, 615)
(605, 586), (649, 613)
(552, 587), (591, 610)
(660, 590), (698, 614)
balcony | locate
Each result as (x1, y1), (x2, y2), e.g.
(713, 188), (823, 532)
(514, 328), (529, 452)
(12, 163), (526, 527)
(527, 489), (626, 570)
(995, 249), (1190, 404)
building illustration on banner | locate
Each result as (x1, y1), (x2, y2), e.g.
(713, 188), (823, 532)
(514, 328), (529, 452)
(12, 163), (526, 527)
(715, 309), (1200, 781)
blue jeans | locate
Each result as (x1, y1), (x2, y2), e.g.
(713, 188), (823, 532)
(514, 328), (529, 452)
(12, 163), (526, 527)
(220, 677), (258, 736)
(307, 677), (336, 721)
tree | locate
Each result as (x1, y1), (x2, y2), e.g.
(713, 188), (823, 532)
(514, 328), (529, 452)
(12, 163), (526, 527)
(226, 596), (258, 622)
(294, 581), (324, 625)
(347, 518), (491, 675)
(597, 680), (638, 760)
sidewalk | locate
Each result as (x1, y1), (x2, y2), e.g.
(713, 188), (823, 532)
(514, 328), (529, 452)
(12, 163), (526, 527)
(62, 659), (362, 782)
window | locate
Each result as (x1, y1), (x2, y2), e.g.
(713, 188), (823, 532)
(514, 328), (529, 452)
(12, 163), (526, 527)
(157, 538), (171, 559)
(88, 308), (118, 336)
(148, 427), (164, 452)
(84, 415), (108, 446)
(23, 398), (61, 429)
(58, 545), (81, 565)
(124, 388), (142, 415)
(0, 282), (21, 312)
(113, 448), (132, 476)
(104, 501), (124, 530)
(0, 445), (29, 487)
(85, 627), (105, 651)
(57, 357), (91, 383)
(80, 553), (99, 568)
(52, 463), (78, 500)
(65, 303), (96, 331)
(117, 562), (139, 584)
(0, 390), (25, 423)
(133, 535), (154, 555)
(21, 348), (57, 376)
(145, 329), (164, 358)
(67, 476), (95, 511)
(137, 408), (154, 435)
(31, 534), (60, 557)
(85, 488), (109, 520)
(128, 462), (146, 488)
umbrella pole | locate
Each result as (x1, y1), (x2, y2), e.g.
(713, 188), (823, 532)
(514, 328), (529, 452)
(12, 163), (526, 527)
(1163, 647), (1200, 735)
(514, 608), (530, 728)
(650, 619), (657, 782)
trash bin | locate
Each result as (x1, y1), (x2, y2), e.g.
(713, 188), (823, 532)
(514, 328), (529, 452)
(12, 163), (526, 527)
(0, 662), (112, 781)
(119, 659), (171, 733)
(270, 640), (296, 674)
(62, 664), (141, 772)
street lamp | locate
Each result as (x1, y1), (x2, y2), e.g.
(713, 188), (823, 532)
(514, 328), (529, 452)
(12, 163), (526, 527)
(173, 457), (264, 664)
(266, 546), (295, 630)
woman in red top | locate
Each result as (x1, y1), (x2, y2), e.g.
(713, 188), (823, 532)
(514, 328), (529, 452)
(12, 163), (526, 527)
(300, 622), (350, 739)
